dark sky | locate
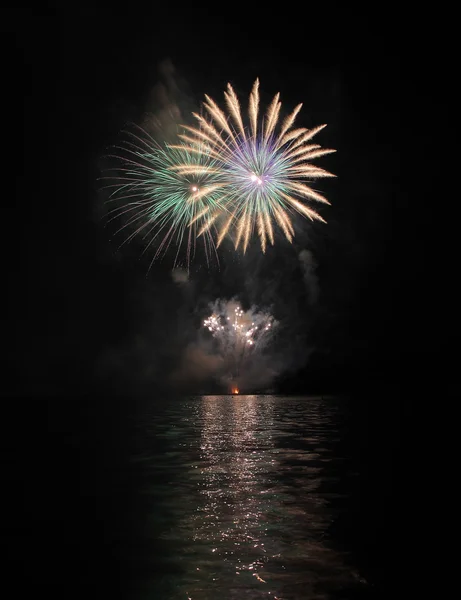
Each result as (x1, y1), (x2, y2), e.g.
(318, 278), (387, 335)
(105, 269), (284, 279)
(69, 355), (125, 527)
(9, 8), (452, 397)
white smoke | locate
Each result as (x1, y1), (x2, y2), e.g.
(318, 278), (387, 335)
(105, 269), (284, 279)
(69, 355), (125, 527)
(299, 249), (319, 306)
(171, 268), (189, 284)
(171, 298), (278, 393)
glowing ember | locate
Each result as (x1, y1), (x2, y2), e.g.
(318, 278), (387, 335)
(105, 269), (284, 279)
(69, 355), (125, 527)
(232, 388), (239, 395)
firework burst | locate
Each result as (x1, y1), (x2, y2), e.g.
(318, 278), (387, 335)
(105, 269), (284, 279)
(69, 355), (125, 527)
(102, 126), (228, 266)
(203, 300), (275, 390)
(180, 78), (336, 253)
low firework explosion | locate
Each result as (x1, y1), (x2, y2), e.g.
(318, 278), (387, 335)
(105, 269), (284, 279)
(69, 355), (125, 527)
(203, 301), (275, 393)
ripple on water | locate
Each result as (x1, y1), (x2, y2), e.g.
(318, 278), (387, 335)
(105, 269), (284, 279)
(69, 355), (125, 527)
(127, 395), (367, 599)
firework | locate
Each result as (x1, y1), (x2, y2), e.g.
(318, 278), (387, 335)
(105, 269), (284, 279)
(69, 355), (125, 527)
(180, 78), (336, 253)
(102, 80), (336, 266)
(203, 300), (275, 391)
(102, 126), (228, 266)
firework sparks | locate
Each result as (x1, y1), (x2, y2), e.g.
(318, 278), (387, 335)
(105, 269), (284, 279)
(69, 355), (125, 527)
(101, 80), (336, 266)
(101, 126), (228, 267)
(203, 300), (275, 392)
(180, 79), (336, 253)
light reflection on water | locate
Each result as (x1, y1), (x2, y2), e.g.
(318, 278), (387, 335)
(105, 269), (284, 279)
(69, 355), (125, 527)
(131, 395), (365, 599)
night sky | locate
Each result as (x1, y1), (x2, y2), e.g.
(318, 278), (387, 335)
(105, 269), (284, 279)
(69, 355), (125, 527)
(12, 9), (439, 398)
(5, 7), (455, 599)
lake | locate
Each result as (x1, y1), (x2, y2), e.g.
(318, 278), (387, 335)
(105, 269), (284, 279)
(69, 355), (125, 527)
(5, 394), (403, 599)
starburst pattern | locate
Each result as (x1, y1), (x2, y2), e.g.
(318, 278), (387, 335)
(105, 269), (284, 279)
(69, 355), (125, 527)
(103, 127), (228, 266)
(179, 78), (336, 253)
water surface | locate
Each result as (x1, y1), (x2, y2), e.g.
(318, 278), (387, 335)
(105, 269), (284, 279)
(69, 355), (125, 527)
(123, 395), (368, 599)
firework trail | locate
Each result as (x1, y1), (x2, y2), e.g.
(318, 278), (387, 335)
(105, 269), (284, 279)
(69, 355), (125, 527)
(101, 126), (227, 267)
(180, 78), (336, 253)
(203, 299), (275, 392)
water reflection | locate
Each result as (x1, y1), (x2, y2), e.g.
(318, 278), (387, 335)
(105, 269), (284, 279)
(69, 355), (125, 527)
(134, 396), (365, 599)
(192, 396), (276, 589)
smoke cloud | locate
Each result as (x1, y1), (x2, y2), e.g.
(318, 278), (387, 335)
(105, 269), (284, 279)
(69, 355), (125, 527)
(170, 298), (278, 393)
(141, 58), (197, 143)
(299, 249), (319, 306)
(171, 268), (189, 284)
